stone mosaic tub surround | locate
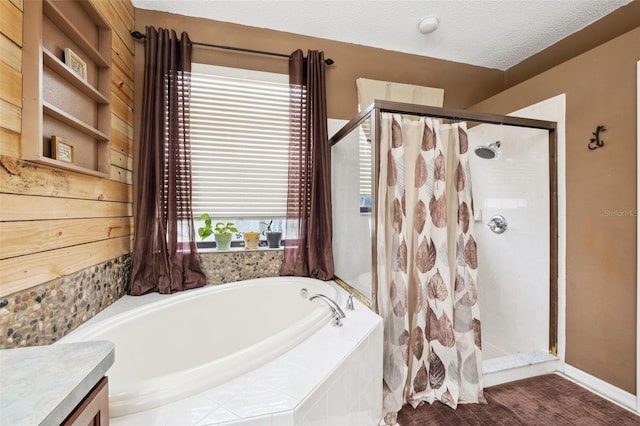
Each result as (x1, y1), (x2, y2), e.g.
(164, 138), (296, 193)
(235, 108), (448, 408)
(199, 248), (283, 284)
(0, 254), (132, 349)
(0, 249), (283, 349)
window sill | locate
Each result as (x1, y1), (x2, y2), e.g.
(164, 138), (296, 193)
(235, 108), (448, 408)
(197, 246), (284, 254)
(197, 240), (284, 251)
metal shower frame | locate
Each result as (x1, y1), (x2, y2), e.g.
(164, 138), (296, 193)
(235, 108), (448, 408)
(329, 100), (559, 355)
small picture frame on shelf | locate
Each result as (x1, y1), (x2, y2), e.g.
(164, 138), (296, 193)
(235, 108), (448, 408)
(64, 48), (87, 80)
(51, 136), (76, 164)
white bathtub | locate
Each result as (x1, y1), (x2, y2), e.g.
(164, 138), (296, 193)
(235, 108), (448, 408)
(61, 277), (340, 418)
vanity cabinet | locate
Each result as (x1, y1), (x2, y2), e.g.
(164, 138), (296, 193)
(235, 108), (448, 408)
(22, 0), (112, 178)
(62, 377), (109, 426)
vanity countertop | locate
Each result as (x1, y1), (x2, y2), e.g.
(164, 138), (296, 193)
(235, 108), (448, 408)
(0, 340), (114, 426)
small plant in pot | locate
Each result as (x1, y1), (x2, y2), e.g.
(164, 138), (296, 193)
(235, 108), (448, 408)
(242, 231), (260, 250)
(198, 214), (238, 250)
(261, 220), (282, 248)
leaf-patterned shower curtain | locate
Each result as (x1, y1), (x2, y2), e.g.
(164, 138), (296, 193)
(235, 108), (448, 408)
(377, 114), (484, 424)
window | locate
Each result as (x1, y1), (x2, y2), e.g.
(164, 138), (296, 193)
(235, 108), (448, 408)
(359, 123), (372, 213)
(190, 64), (290, 240)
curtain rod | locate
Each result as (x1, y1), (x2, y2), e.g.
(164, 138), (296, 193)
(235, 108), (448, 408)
(130, 31), (335, 65)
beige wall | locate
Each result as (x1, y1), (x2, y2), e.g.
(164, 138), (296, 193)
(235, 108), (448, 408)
(133, 9), (505, 121)
(504, 1), (640, 89)
(472, 27), (640, 394)
(0, 0), (135, 298)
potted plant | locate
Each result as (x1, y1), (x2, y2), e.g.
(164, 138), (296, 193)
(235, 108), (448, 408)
(198, 214), (238, 250)
(261, 220), (282, 248)
(243, 231), (260, 249)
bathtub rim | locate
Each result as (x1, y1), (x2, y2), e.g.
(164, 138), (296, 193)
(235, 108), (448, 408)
(59, 276), (340, 417)
(61, 276), (340, 340)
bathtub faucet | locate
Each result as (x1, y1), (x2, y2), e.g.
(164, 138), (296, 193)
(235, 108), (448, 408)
(309, 294), (346, 327)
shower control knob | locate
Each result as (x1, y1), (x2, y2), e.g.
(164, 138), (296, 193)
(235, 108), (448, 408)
(488, 215), (508, 234)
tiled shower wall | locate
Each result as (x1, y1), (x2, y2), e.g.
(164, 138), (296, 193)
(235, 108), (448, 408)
(469, 97), (560, 360)
(0, 250), (283, 349)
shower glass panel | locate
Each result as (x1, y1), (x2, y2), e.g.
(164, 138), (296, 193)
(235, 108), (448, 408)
(329, 101), (557, 380)
(331, 117), (373, 302)
(467, 124), (551, 361)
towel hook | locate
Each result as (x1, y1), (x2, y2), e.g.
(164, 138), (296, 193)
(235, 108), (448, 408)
(588, 125), (606, 150)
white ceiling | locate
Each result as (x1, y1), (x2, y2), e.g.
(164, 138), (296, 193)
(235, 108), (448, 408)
(132, 0), (632, 70)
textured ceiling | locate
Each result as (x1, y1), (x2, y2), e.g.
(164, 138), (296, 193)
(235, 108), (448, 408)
(132, 0), (632, 70)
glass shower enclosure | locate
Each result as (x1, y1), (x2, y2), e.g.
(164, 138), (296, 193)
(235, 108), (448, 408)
(330, 100), (558, 382)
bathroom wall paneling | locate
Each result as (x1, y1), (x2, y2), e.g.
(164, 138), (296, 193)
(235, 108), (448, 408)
(111, 61), (134, 106)
(111, 113), (134, 156)
(0, 236), (132, 297)
(0, 99), (20, 135)
(111, 89), (134, 126)
(0, 32), (22, 75)
(0, 217), (133, 259)
(0, 0), (135, 300)
(0, 156), (131, 202)
(0, 59), (20, 107)
(0, 128), (20, 158)
(0, 0), (22, 46)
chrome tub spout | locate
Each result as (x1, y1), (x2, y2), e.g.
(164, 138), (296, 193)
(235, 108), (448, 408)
(310, 294), (346, 327)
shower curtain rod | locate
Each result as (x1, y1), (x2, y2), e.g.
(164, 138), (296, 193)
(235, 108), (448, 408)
(130, 31), (335, 65)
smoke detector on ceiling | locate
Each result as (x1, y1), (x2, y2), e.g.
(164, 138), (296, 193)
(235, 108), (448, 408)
(417, 15), (440, 34)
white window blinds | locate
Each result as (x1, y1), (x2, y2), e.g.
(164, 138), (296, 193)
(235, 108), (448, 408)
(190, 64), (291, 218)
(359, 126), (372, 196)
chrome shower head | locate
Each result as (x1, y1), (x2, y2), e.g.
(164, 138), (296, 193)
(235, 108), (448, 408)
(474, 141), (501, 159)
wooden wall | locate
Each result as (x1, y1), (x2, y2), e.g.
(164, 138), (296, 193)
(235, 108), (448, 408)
(0, 0), (135, 298)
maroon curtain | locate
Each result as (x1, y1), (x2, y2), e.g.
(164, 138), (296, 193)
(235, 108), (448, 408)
(280, 49), (334, 280)
(130, 26), (206, 295)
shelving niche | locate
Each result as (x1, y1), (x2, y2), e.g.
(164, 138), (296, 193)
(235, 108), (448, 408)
(23, 0), (112, 178)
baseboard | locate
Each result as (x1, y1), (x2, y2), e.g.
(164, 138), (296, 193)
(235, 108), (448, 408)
(563, 364), (637, 411)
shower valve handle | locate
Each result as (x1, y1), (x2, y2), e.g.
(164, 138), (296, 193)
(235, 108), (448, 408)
(488, 215), (508, 234)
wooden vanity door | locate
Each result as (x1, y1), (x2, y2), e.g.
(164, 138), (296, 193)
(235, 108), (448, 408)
(62, 377), (109, 426)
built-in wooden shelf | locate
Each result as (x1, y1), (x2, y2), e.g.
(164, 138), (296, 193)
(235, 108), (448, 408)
(42, 0), (110, 68)
(43, 102), (109, 141)
(43, 49), (110, 104)
(29, 155), (111, 179)
(22, 0), (112, 179)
